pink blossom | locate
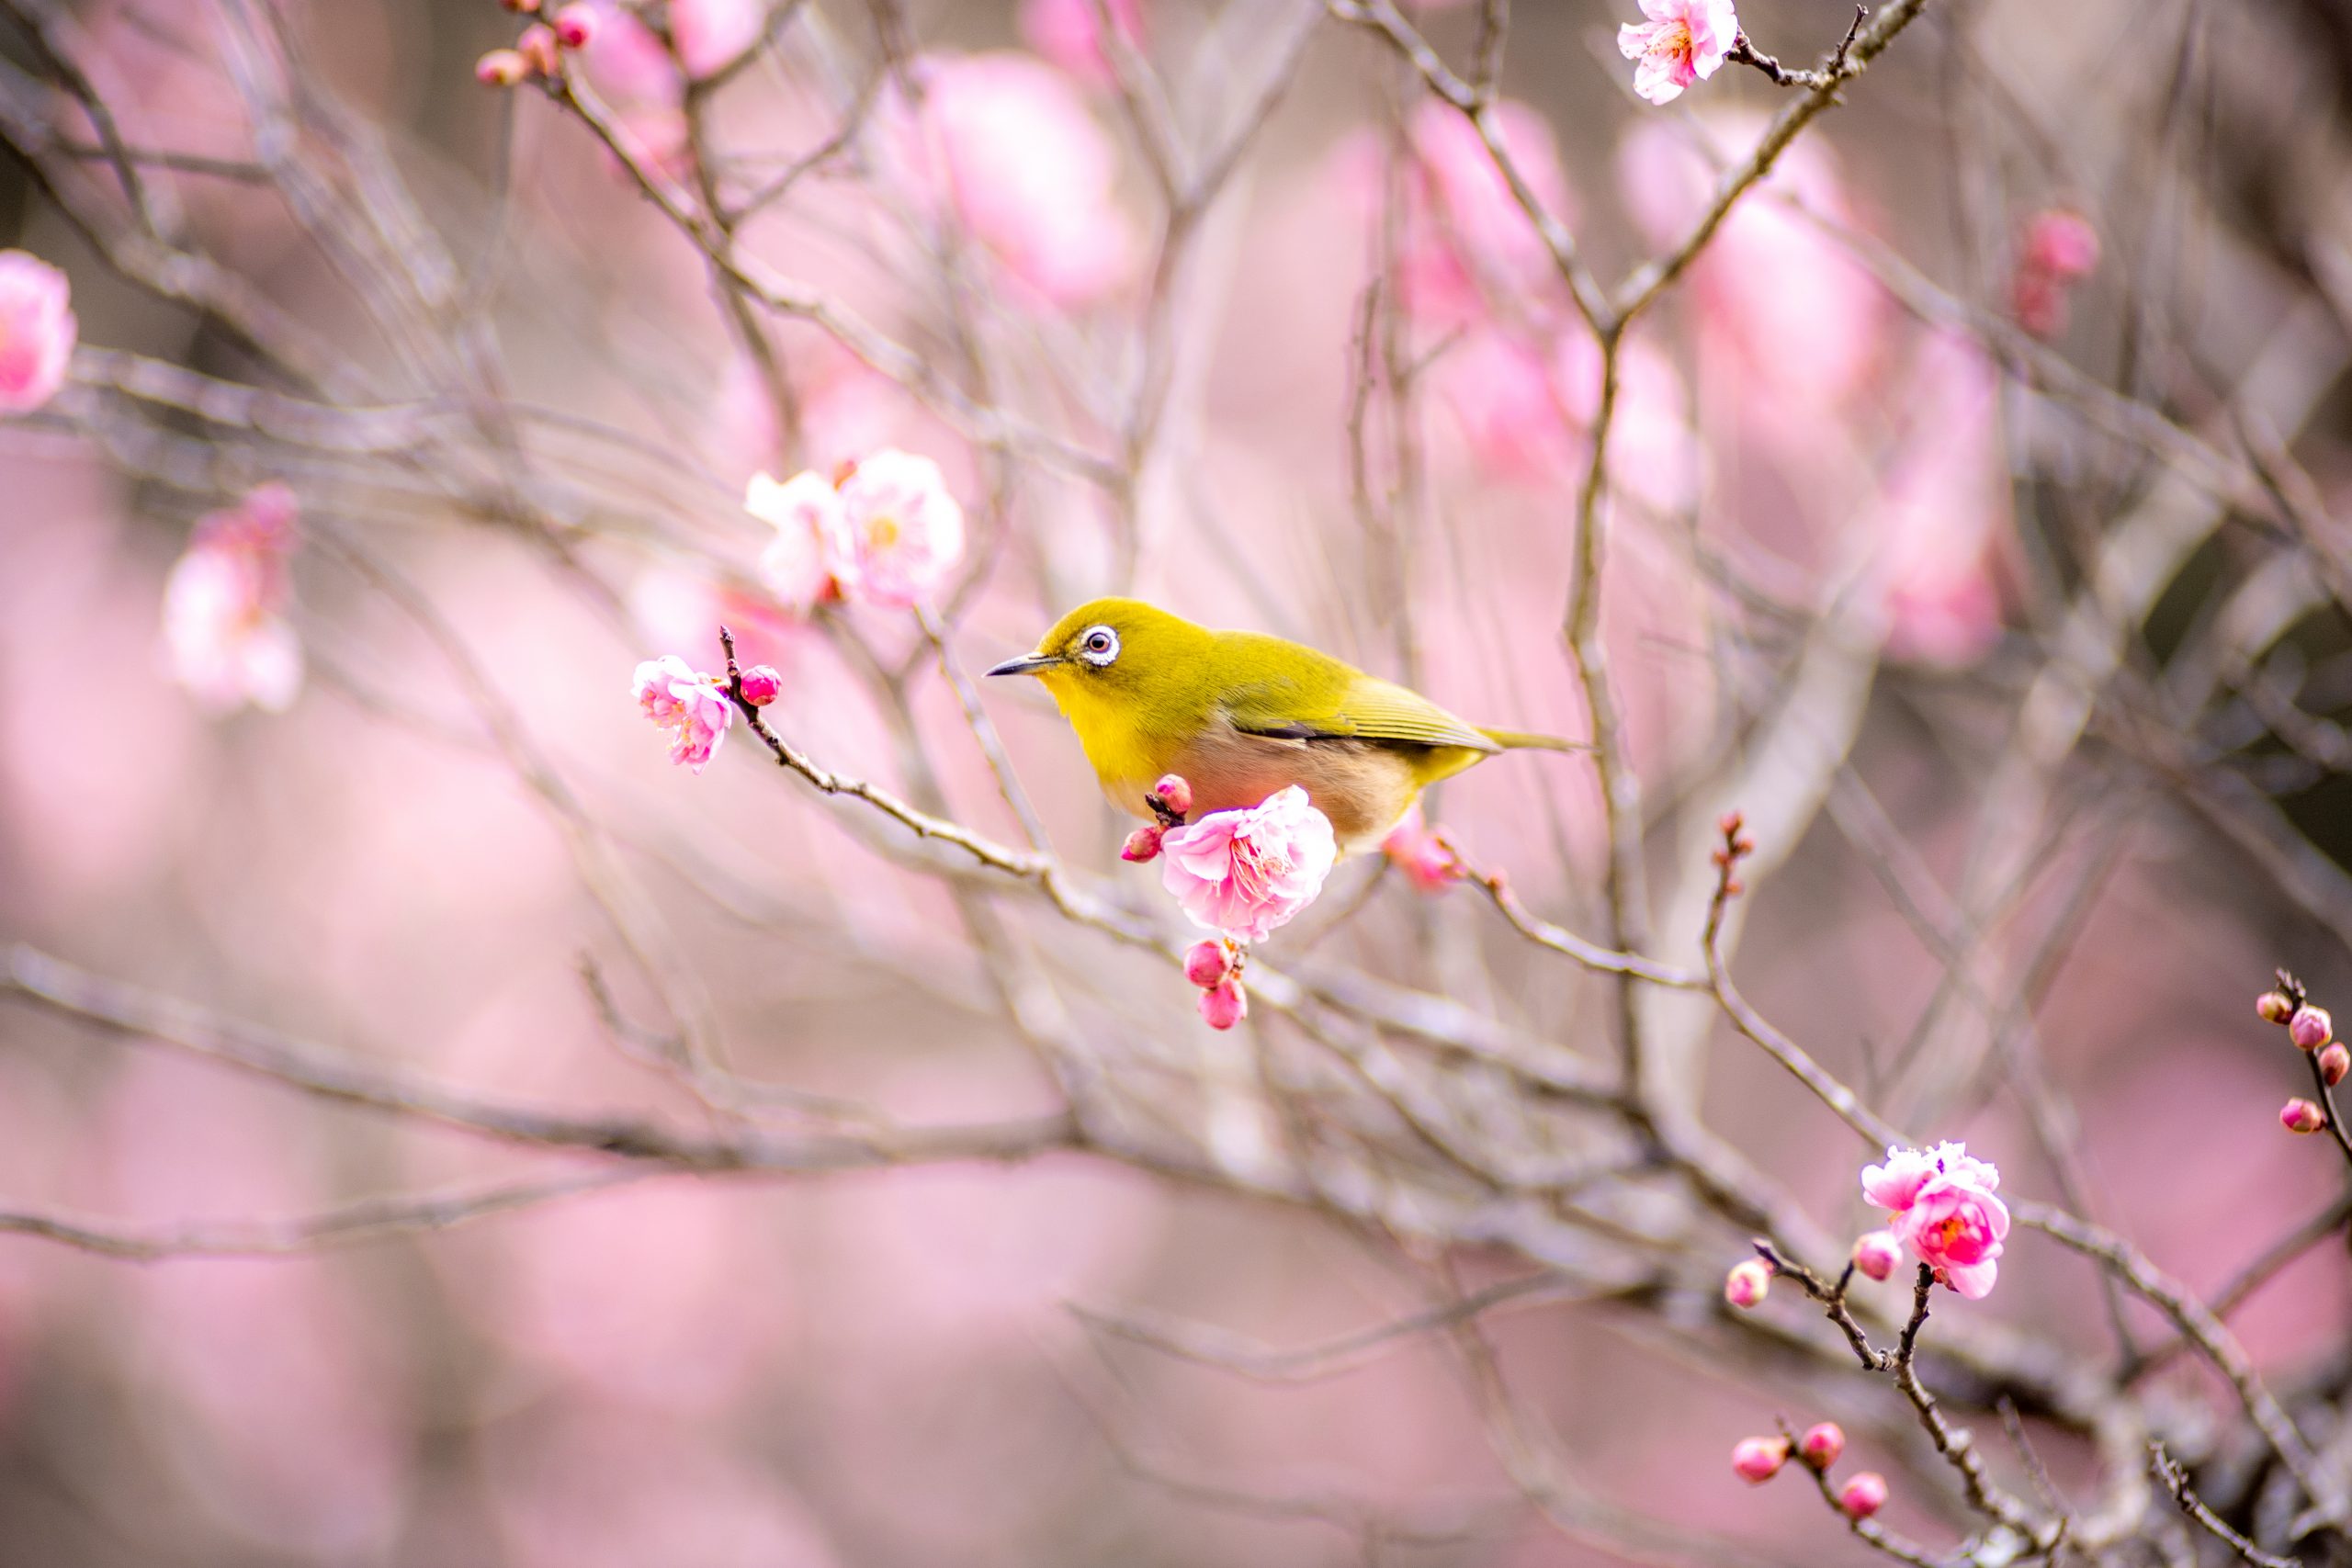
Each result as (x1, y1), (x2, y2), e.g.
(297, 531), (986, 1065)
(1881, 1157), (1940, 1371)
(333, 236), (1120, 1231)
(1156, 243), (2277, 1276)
(1432, 329), (1576, 479)
(1798, 1423), (1845, 1470)
(745, 468), (852, 614)
(671, 0), (764, 78)
(1018, 0), (1144, 86)
(1730, 1436), (1787, 1484)
(834, 449), (964, 609)
(1159, 785), (1338, 942)
(575, 0), (677, 104)
(163, 483), (304, 715)
(1839, 1472), (1889, 1519)
(884, 54), (1135, 308)
(2290, 1005), (2333, 1051)
(1894, 1174), (2009, 1299)
(1198, 978), (1248, 1030)
(737, 665), (783, 706)
(550, 4), (596, 51)
(1120, 825), (1163, 863)
(477, 48), (530, 86)
(0, 251), (76, 414)
(1850, 1229), (1902, 1281)
(1618, 0), (1739, 106)
(633, 653), (733, 773)
(1382, 804), (1464, 894)
(2281, 1098), (2327, 1134)
(1370, 100), (1572, 329)
(1722, 1258), (1770, 1308)
(1861, 1141), (1999, 1214)
(2321, 1043), (2349, 1088)
(1149, 772), (1192, 818)
(2012, 209), (2099, 338)
(1182, 940), (1233, 990)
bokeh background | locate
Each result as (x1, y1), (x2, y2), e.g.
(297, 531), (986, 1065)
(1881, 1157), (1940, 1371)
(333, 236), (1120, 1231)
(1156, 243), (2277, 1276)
(3, 0), (2352, 1563)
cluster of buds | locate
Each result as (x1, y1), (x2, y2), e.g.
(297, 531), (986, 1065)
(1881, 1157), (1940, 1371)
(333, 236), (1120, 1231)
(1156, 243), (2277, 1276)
(1713, 810), (1756, 898)
(478, 1), (598, 86)
(1117, 773), (1193, 863)
(2256, 971), (2346, 1136)
(1183, 937), (1248, 1031)
(1730, 1421), (1885, 1518)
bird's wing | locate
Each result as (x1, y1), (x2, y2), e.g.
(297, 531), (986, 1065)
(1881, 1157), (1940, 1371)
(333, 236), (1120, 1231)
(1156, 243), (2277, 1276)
(1226, 672), (1500, 753)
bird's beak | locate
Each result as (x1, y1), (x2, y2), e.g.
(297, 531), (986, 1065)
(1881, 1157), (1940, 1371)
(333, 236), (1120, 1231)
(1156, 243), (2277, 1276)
(985, 651), (1063, 678)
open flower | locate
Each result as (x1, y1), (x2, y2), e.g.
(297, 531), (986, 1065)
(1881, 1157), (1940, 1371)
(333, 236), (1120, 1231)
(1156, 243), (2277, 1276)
(1618, 0), (1738, 106)
(0, 250), (76, 415)
(745, 468), (852, 614)
(1862, 1141), (2007, 1298)
(163, 483), (303, 715)
(1159, 786), (1338, 942)
(834, 449), (965, 609)
(633, 654), (733, 773)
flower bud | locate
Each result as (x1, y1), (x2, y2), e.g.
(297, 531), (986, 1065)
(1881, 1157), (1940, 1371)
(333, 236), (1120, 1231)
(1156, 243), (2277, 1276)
(1717, 809), (1744, 837)
(1730, 1437), (1788, 1484)
(2321, 1043), (2349, 1089)
(475, 48), (530, 85)
(736, 665), (783, 706)
(502, 0), (541, 11)
(1799, 1423), (1845, 1470)
(1198, 978), (1247, 1031)
(515, 23), (560, 75)
(1851, 1230), (1902, 1282)
(2257, 990), (2296, 1025)
(551, 3), (597, 48)
(1724, 1258), (1770, 1309)
(1182, 940), (1233, 990)
(2281, 1098), (2328, 1134)
(1151, 773), (1193, 818)
(1838, 1472), (1888, 1519)
(2290, 1006), (2334, 1051)
(1120, 825), (1163, 863)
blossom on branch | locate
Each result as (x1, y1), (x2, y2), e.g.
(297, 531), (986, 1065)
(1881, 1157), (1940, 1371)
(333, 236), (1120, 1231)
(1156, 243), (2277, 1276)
(633, 653), (733, 773)
(1618, 0), (1738, 106)
(1862, 1141), (2008, 1299)
(1159, 786), (1337, 942)
(163, 483), (304, 716)
(746, 468), (852, 614)
(835, 450), (965, 610)
(0, 250), (75, 414)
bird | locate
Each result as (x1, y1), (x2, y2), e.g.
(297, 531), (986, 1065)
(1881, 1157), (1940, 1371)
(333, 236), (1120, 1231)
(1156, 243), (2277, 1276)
(986, 598), (1580, 850)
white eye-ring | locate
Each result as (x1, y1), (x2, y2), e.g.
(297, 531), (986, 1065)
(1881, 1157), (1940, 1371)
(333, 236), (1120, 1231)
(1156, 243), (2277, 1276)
(1078, 625), (1120, 667)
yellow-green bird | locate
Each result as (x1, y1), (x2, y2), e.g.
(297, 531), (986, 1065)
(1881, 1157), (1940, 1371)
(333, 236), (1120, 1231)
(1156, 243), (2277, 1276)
(986, 598), (1579, 851)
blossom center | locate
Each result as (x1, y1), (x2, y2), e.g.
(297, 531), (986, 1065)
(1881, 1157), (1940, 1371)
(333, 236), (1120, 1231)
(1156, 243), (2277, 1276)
(1653, 19), (1692, 57)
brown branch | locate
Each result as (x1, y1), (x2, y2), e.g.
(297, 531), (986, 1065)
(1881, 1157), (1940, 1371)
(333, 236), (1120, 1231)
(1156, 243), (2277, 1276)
(2148, 1442), (2301, 1568)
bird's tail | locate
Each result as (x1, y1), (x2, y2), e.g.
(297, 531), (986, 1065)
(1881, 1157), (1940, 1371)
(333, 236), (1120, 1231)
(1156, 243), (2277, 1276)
(1479, 728), (1591, 754)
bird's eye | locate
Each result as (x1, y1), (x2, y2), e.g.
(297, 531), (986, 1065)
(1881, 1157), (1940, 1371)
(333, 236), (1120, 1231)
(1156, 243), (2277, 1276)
(1078, 626), (1120, 667)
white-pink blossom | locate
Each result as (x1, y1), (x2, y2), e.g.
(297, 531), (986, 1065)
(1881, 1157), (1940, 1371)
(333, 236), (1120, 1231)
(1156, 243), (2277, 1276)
(670, 0), (764, 78)
(1862, 1141), (2007, 1300)
(0, 250), (76, 415)
(745, 468), (852, 614)
(163, 483), (303, 715)
(1618, 0), (1739, 106)
(1159, 786), (1338, 942)
(833, 449), (964, 609)
(632, 653), (734, 773)
(884, 53), (1136, 308)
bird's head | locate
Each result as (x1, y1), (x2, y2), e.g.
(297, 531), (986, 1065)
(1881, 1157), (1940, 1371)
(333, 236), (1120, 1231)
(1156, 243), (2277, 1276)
(985, 597), (1213, 716)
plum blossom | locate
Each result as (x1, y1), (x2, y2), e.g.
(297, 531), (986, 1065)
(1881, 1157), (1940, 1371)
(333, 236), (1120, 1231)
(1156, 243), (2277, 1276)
(1618, 0), (1739, 106)
(633, 653), (733, 773)
(884, 54), (1136, 308)
(163, 483), (304, 715)
(1862, 1141), (2007, 1299)
(1159, 786), (1338, 942)
(2012, 209), (2100, 338)
(1730, 1437), (1786, 1483)
(746, 468), (853, 613)
(1381, 804), (1464, 894)
(834, 449), (965, 609)
(0, 250), (76, 415)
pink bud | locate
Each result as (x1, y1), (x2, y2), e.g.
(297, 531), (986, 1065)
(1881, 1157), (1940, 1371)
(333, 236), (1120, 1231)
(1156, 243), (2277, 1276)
(2257, 990), (2296, 1025)
(1730, 1437), (1788, 1485)
(1198, 978), (1248, 1031)
(1838, 1472), (1888, 1519)
(1121, 825), (1163, 863)
(2321, 1043), (2349, 1089)
(1799, 1423), (1845, 1470)
(1182, 940), (1233, 990)
(515, 24), (560, 75)
(2023, 209), (2099, 281)
(1151, 773), (1193, 818)
(551, 3), (596, 48)
(737, 665), (783, 706)
(1724, 1258), (1770, 1309)
(475, 48), (529, 85)
(2290, 1006), (2333, 1051)
(502, 0), (541, 11)
(1851, 1230), (1902, 1282)
(2282, 1098), (2328, 1134)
